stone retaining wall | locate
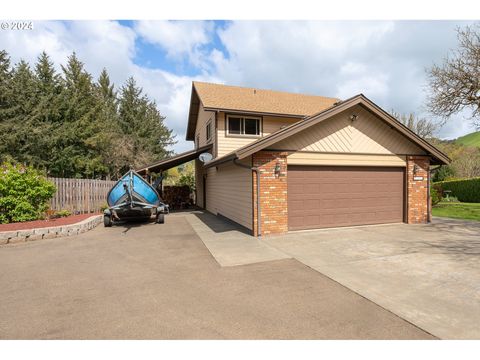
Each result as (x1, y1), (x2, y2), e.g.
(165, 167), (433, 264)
(0, 215), (102, 245)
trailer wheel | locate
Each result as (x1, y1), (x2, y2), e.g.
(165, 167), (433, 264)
(156, 213), (164, 224)
(104, 214), (113, 227)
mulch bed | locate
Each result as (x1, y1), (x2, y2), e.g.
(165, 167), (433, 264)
(0, 213), (100, 232)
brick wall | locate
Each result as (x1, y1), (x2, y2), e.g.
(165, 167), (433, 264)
(406, 155), (430, 224)
(252, 151), (288, 236)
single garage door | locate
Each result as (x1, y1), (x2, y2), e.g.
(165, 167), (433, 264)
(288, 166), (405, 230)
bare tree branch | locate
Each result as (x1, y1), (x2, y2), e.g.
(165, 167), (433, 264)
(426, 23), (480, 129)
(390, 111), (440, 139)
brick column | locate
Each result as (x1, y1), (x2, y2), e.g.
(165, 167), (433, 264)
(407, 156), (430, 224)
(252, 151), (288, 236)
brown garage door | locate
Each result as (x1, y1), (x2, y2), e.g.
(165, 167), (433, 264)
(288, 166), (405, 230)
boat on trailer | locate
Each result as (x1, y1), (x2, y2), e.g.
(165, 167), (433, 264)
(103, 169), (168, 227)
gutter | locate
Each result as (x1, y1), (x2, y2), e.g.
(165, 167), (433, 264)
(233, 158), (261, 237)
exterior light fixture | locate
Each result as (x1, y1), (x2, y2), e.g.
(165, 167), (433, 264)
(413, 164), (419, 175)
(349, 114), (358, 121)
(274, 161), (281, 178)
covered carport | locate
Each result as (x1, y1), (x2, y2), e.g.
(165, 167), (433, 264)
(136, 144), (212, 205)
(137, 144), (211, 180)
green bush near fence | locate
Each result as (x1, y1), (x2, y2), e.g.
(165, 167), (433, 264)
(434, 177), (480, 203)
(0, 162), (56, 223)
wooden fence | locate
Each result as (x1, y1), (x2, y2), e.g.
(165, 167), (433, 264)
(48, 178), (117, 213)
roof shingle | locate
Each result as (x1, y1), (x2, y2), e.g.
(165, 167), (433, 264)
(193, 81), (339, 116)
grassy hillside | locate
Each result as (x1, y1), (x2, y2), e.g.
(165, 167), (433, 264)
(456, 131), (480, 147)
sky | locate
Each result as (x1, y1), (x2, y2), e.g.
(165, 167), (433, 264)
(0, 20), (477, 153)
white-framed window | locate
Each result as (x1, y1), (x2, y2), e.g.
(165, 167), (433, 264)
(206, 121), (212, 142)
(226, 115), (261, 136)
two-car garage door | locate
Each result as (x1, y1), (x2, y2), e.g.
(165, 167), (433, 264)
(288, 166), (405, 230)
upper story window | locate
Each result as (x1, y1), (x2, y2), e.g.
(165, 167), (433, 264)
(206, 121), (212, 142)
(227, 115), (261, 137)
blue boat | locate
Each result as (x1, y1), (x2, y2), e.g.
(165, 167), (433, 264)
(103, 169), (168, 227)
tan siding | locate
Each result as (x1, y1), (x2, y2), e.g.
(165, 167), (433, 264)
(288, 152), (407, 167)
(195, 103), (215, 151)
(216, 112), (300, 157)
(195, 159), (205, 207)
(275, 105), (426, 155)
(205, 157), (252, 229)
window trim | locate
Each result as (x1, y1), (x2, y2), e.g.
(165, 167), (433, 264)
(206, 120), (212, 142)
(225, 114), (262, 138)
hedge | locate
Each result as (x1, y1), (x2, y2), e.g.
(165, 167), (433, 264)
(435, 177), (480, 203)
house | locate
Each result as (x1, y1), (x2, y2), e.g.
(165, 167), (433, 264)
(138, 81), (450, 236)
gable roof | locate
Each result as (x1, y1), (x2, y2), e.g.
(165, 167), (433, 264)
(186, 81), (339, 140)
(205, 94), (451, 167)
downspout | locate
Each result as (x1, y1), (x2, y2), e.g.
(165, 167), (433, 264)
(427, 166), (431, 223)
(428, 165), (442, 223)
(233, 158), (261, 236)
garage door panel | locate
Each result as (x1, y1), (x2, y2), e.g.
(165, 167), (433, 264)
(289, 184), (305, 195)
(288, 166), (404, 230)
(289, 199), (305, 211)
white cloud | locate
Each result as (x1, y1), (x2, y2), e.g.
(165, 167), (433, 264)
(213, 21), (395, 95)
(0, 21), (136, 81)
(336, 61), (389, 99)
(134, 20), (214, 67)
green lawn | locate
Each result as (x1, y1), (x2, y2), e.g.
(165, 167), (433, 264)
(432, 201), (480, 221)
(456, 131), (480, 148)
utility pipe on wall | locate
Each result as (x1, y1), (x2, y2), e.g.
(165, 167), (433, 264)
(233, 158), (261, 236)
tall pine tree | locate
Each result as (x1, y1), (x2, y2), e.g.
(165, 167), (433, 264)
(0, 50), (13, 162)
(4, 60), (39, 165)
(118, 77), (175, 170)
(52, 52), (105, 177)
(0, 50), (176, 179)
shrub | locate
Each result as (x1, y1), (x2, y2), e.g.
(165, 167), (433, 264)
(432, 182), (444, 198)
(435, 177), (480, 203)
(51, 209), (72, 218)
(0, 162), (56, 223)
(432, 165), (456, 182)
(430, 186), (442, 206)
(178, 173), (195, 192)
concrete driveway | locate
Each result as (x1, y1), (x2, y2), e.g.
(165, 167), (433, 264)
(0, 212), (432, 339)
(262, 217), (480, 339)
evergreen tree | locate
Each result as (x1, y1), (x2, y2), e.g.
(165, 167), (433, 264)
(4, 60), (38, 164)
(94, 68), (125, 178)
(97, 68), (115, 101)
(0, 50), (12, 115)
(118, 77), (175, 170)
(52, 52), (105, 178)
(31, 52), (62, 172)
(0, 50), (13, 162)
(0, 50), (176, 179)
